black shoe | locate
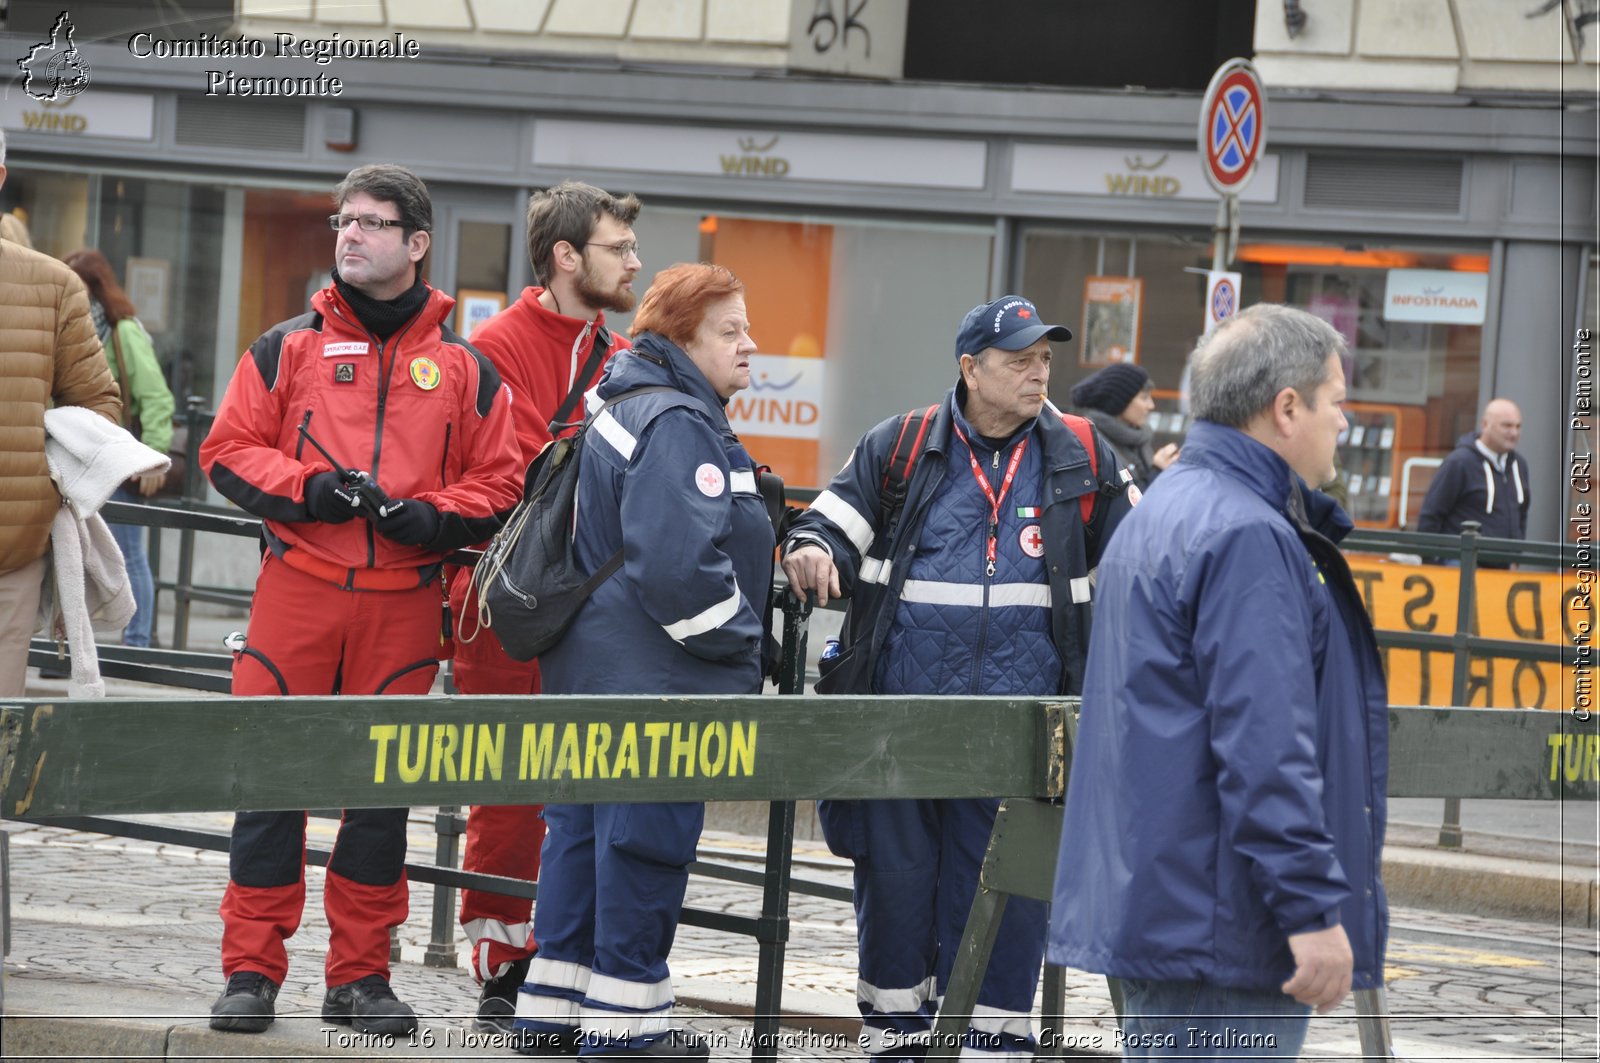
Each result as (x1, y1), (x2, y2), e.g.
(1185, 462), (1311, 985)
(321, 973), (418, 1036)
(590, 1029), (711, 1060)
(476, 957), (531, 1034)
(511, 1026), (582, 1057)
(209, 971), (279, 1033)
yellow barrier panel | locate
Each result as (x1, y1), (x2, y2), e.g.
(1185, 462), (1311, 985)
(1345, 557), (1589, 710)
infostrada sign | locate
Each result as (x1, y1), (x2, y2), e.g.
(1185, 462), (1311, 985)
(1383, 269), (1488, 325)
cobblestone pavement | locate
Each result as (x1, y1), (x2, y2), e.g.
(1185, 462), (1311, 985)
(4, 811), (1597, 1061)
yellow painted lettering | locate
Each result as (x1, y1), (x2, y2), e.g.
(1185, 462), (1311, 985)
(729, 721), (758, 777)
(699, 721), (727, 777)
(1586, 734), (1600, 783)
(521, 723), (555, 780)
(1549, 734), (1565, 780)
(585, 723), (614, 780)
(670, 722), (698, 778)
(614, 723), (640, 778)
(431, 724), (460, 782)
(460, 724), (474, 780)
(643, 722), (670, 778)
(398, 725), (427, 784)
(1565, 735), (1584, 783)
(553, 723), (582, 779)
(476, 724), (505, 782)
(370, 725), (397, 783)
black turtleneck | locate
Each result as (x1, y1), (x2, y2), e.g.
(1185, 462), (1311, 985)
(332, 268), (429, 340)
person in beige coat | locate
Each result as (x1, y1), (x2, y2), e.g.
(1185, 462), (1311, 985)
(0, 129), (122, 695)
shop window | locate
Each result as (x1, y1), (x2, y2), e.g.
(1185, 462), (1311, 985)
(622, 207), (993, 488)
(7, 166), (227, 404)
(1021, 228), (1490, 527)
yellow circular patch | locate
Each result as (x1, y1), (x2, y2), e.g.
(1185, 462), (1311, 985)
(409, 356), (441, 391)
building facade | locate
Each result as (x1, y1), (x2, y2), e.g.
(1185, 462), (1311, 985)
(2, 1), (1592, 557)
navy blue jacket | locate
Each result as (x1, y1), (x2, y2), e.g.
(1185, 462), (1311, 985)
(539, 334), (773, 696)
(1417, 431), (1529, 539)
(1048, 421), (1389, 991)
(786, 386), (1129, 696)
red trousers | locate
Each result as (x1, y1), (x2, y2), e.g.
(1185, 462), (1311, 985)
(220, 554), (441, 986)
(452, 659), (546, 981)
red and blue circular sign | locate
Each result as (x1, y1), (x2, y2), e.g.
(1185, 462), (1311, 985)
(1199, 59), (1266, 196)
(1211, 277), (1236, 320)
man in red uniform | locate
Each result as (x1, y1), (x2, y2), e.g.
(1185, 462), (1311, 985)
(200, 163), (522, 1036)
(449, 179), (641, 1034)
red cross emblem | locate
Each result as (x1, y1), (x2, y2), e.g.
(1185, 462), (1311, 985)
(1019, 523), (1044, 558)
(695, 462), (726, 497)
(1016, 308), (1032, 319)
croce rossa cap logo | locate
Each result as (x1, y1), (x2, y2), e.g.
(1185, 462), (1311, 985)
(19, 11), (93, 102)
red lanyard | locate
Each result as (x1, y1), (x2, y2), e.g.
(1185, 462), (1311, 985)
(952, 422), (1029, 577)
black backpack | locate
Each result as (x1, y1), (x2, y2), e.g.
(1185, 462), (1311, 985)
(469, 386), (676, 661)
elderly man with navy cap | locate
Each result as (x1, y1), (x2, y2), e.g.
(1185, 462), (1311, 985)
(783, 296), (1131, 1061)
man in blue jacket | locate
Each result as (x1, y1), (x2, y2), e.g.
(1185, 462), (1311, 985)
(1417, 398), (1529, 547)
(783, 295), (1130, 1062)
(1049, 304), (1388, 1059)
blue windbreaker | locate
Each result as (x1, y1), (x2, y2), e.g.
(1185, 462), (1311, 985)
(786, 385), (1129, 696)
(1048, 420), (1389, 991)
(539, 333), (773, 696)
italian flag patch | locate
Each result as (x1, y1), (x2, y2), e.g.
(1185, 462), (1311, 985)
(1016, 506), (1040, 518)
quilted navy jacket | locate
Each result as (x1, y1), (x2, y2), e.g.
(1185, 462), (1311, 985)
(786, 385), (1129, 696)
(539, 334), (773, 696)
(1047, 420), (1390, 991)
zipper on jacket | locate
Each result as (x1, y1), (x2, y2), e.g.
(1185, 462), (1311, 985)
(439, 422), (453, 487)
(327, 298), (427, 568)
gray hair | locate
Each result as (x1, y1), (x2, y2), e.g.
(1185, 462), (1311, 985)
(1, 128), (7, 166)
(1189, 304), (1346, 427)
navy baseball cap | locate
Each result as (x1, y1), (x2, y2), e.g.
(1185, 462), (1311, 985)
(955, 296), (1072, 360)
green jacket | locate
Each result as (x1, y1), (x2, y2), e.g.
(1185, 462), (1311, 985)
(104, 317), (174, 454)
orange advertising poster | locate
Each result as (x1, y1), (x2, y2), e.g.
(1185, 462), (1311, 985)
(1345, 556), (1588, 711)
(701, 216), (829, 488)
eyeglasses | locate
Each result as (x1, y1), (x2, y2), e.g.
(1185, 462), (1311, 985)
(328, 213), (406, 232)
(583, 240), (640, 260)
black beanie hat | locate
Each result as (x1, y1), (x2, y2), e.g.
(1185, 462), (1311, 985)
(1070, 362), (1150, 416)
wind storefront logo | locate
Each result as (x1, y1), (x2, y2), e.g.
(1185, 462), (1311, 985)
(19, 11), (92, 102)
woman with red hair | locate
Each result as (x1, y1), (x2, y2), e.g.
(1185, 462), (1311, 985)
(510, 264), (772, 1061)
(62, 248), (175, 649)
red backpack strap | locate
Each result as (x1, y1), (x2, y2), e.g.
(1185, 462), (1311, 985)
(879, 404), (939, 528)
(1058, 412), (1100, 524)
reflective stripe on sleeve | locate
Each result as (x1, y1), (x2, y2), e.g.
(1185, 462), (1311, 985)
(859, 556), (892, 585)
(592, 408), (638, 460)
(810, 489), (875, 555)
(662, 584), (742, 642)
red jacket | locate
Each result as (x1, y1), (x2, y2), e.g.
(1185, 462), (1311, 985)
(201, 283), (522, 580)
(449, 287), (630, 686)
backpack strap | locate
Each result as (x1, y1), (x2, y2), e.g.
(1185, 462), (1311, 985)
(1057, 412), (1100, 524)
(548, 324), (614, 435)
(878, 404), (939, 530)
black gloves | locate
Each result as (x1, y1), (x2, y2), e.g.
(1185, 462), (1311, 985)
(373, 499), (442, 547)
(304, 472), (359, 524)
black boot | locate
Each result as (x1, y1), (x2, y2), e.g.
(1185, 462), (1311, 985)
(476, 957), (531, 1034)
(209, 971), (279, 1033)
(322, 973), (418, 1036)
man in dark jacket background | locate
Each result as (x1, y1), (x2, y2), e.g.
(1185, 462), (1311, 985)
(1417, 398), (1529, 544)
(1049, 304), (1387, 1059)
(783, 295), (1130, 1062)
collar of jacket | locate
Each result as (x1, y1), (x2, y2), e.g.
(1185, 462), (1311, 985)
(597, 331), (731, 422)
(312, 280), (452, 340)
(1179, 420), (1353, 544)
(521, 286), (612, 345)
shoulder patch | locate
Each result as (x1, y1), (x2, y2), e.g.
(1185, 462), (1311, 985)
(249, 311), (322, 392)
